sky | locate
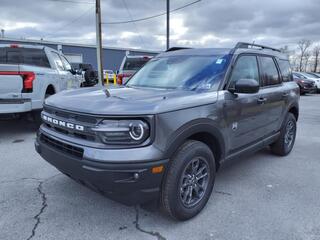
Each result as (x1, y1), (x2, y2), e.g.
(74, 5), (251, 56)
(0, 0), (319, 51)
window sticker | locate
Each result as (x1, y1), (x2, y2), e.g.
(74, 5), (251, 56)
(216, 58), (224, 64)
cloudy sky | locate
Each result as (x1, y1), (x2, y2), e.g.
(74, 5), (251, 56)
(0, 0), (319, 51)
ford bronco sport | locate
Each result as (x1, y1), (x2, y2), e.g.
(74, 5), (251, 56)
(35, 42), (299, 220)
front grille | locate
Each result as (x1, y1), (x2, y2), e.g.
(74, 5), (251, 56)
(43, 106), (98, 125)
(42, 105), (99, 142)
(40, 134), (84, 158)
(45, 123), (96, 141)
(305, 82), (315, 88)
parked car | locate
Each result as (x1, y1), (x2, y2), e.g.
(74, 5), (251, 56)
(293, 72), (320, 92)
(103, 69), (114, 81)
(0, 44), (82, 121)
(309, 72), (320, 78)
(292, 73), (316, 94)
(35, 42), (299, 221)
(117, 55), (152, 84)
(305, 72), (320, 92)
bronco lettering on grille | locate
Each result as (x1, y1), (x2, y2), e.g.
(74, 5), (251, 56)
(42, 114), (84, 131)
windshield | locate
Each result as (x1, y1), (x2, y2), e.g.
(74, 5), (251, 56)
(126, 54), (230, 91)
(293, 73), (306, 79)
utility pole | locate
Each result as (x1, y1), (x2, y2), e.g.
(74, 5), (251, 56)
(96, 0), (104, 86)
(166, 0), (170, 50)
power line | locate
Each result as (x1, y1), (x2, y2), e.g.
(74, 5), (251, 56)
(102, 0), (201, 25)
(48, 0), (94, 4)
(43, 6), (94, 38)
(121, 0), (146, 48)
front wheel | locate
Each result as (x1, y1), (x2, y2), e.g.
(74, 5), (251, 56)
(270, 113), (297, 156)
(161, 140), (216, 221)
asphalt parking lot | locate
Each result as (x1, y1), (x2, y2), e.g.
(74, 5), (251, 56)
(0, 94), (320, 240)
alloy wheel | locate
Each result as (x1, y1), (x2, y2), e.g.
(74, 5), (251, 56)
(179, 157), (210, 208)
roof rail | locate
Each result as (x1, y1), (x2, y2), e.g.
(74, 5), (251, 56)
(165, 47), (192, 52)
(235, 42), (281, 53)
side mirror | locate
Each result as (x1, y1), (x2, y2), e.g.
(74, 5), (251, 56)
(230, 79), (259, 94)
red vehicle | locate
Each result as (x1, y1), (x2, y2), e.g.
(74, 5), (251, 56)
(117, 55), (152, 85)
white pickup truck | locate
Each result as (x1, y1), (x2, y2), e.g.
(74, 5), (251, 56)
(0, 44), (83, 119)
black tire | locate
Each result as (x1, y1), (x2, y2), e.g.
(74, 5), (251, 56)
(270, 113), (297, 156)
(84, 69), (97, 86)
(32, 109), (42, 128)
(161, 140), (216, 221)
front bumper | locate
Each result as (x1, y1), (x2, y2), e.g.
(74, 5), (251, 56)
(35, 129), (168, 205)
(300, 85), (317, 94)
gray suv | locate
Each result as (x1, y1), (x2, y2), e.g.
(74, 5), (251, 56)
(35, 42), (299, 220)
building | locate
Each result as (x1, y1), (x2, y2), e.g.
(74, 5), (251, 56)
(0, 37), (159, 71)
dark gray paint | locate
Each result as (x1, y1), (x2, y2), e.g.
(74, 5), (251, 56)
(42, 47), (300, 163)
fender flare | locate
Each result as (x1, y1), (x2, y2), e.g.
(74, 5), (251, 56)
(286, 102), (299, 120)
(164, 118), (226, 162)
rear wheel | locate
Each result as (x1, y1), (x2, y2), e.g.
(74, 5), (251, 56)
(161, 140), (216, 220)
(270, 113), (297, 156)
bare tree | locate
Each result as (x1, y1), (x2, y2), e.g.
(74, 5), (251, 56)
(313, 45), (320, 72)
(304, 51), (311, 71)
(297, 39), (312, 71)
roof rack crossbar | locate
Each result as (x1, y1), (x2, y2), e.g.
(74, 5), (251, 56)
(235, 42), (281, 53)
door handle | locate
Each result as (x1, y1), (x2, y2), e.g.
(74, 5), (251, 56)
(257, 97), (267, 104)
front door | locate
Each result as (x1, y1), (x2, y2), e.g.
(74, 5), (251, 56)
(223, 55), (267, 153)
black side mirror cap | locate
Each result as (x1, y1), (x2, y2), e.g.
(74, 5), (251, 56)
(231, 79), (259, 94)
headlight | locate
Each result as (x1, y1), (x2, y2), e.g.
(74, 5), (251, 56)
(93, 119), (150, 145)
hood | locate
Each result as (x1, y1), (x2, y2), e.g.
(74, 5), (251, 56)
(302, 79), (315, 83)
(45, 86), (218, 115)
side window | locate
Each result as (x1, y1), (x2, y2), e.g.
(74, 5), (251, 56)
(277, 59), (292, 82)
(260, 57), (281, 86)
(229, 55), (259, 88)
(51, 52), (64, 71)
(60, 55), (72, 71)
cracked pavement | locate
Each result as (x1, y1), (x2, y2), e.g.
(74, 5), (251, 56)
(1, 95), (320, 240)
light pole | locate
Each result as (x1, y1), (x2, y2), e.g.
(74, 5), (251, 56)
(166, 0), (170, 50)
(96, 0), (104, 86)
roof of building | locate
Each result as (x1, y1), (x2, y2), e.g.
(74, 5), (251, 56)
(0, 37), (159, 54)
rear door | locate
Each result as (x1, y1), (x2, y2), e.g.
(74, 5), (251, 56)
(257, 56), (287, 134)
